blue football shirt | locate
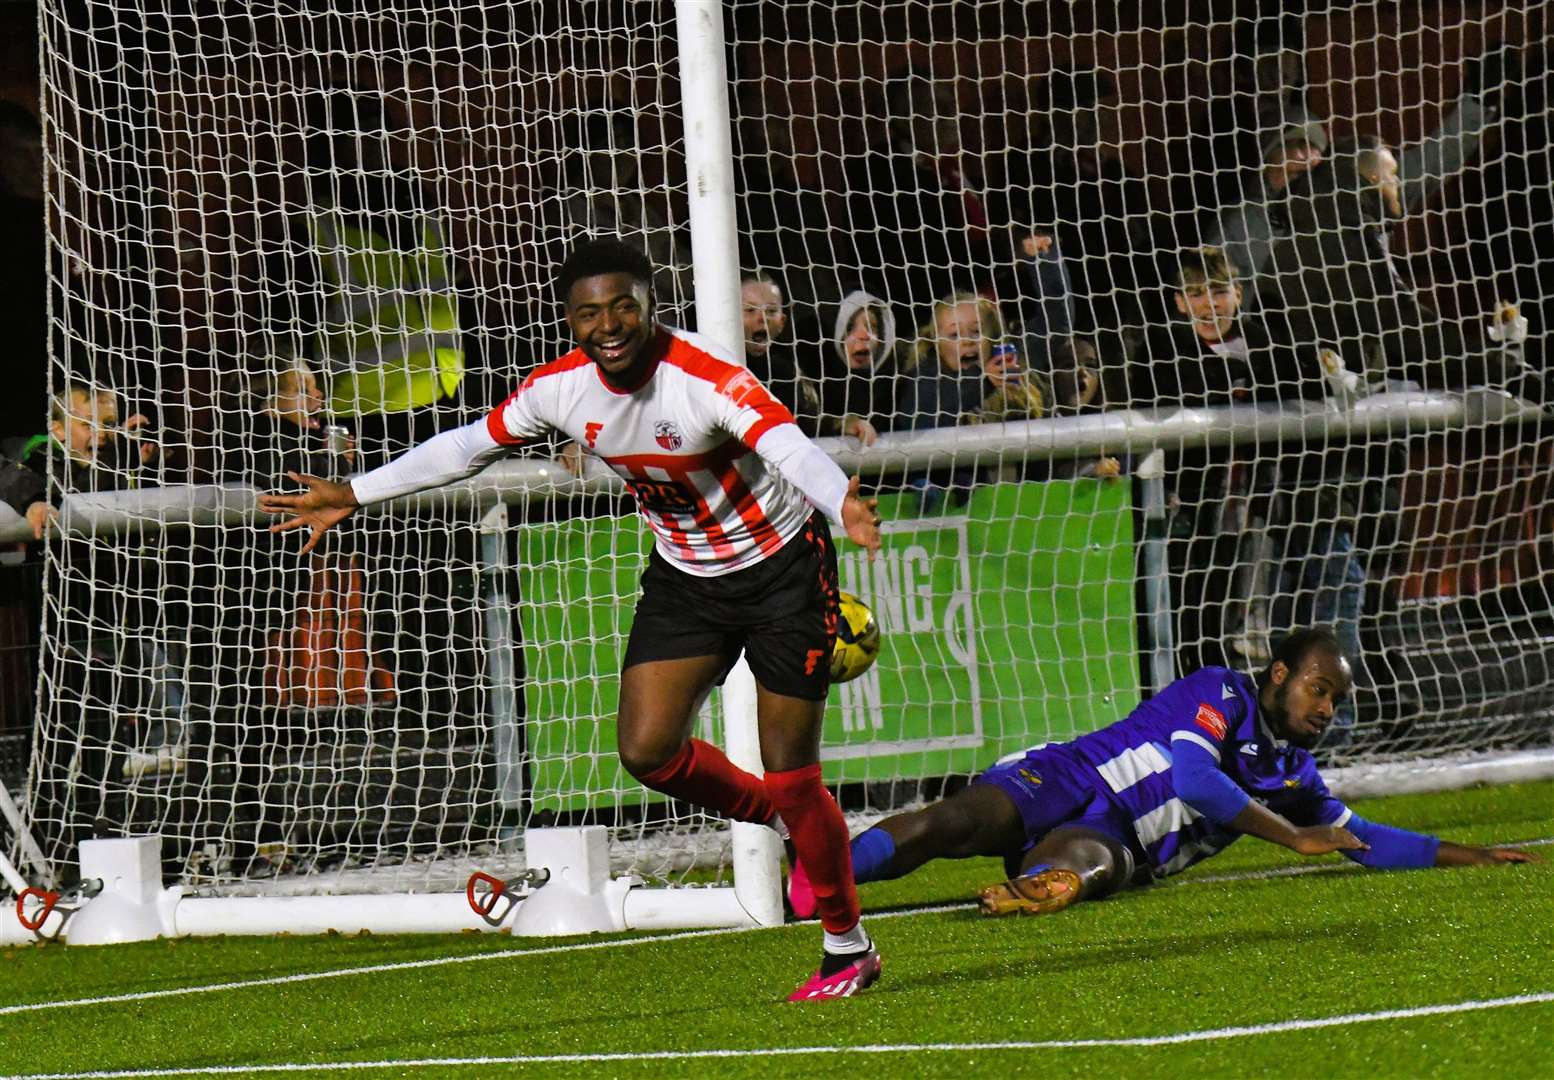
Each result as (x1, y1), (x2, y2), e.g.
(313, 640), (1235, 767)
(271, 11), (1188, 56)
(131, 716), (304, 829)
(1044, 667), (1351, 877)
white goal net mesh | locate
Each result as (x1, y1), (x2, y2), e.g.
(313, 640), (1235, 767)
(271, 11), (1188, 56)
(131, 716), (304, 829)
(20, 1), (1554, 897)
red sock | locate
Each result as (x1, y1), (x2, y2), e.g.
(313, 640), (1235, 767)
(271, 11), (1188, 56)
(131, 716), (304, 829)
(636, 738), (776, 824)
(765, 763), (860, 935)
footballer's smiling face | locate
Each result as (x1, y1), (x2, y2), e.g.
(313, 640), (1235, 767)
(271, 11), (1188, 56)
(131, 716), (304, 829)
(1264, 649), (1352, 749)
(566, 272), (658, 382)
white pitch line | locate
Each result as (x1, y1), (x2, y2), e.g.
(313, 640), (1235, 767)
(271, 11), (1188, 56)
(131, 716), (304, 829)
(0, 837), (1547, 1020)
(4, 992), (1552, 1079)
(0, 900), (968, 1020)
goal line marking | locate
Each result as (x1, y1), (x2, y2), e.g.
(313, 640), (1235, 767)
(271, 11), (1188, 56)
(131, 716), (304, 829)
(1, 836), (1547, 1020)
(4, 991), (1551, 1078)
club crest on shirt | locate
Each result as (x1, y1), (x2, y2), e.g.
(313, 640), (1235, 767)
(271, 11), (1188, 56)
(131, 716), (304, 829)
(1194, 703), (1228, 740)
(1009, 766), (1043, 795)
(654, 420), (683, 451)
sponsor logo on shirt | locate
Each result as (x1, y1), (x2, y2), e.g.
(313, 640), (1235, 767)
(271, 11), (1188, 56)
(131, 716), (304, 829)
(654, 420), (683, 451)
(624, 477), (699, 513)
(1194, 703), (1228, 740)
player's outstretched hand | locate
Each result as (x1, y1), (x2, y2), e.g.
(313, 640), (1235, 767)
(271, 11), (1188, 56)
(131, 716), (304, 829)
(259, 471), (360, 555)
(1290, 824), (1369, 857)
(840, 475), (882, 558)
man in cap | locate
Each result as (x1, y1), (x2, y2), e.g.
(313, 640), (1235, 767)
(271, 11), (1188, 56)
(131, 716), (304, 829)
(1203, 102), (1330, 313)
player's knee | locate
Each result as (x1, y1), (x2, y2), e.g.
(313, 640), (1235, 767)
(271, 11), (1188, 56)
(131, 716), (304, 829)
(616, 732), (683, 782)
(1028, 827), (1132, 900)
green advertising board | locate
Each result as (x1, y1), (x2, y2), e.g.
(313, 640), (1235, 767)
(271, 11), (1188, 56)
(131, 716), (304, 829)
(517, 479), (1139, 814)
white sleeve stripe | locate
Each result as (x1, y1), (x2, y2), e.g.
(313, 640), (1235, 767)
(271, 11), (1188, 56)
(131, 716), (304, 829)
(1170, 729), (1222, 762)
(1333, 807), (1353, 828)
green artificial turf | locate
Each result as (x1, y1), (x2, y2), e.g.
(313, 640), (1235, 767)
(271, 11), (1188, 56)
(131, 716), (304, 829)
(1, 781), (1550, 1079)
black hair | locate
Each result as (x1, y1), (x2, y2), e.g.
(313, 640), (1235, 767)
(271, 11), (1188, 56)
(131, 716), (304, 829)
(555, 236), (654, 302)
(1261, 626), (1345, 686)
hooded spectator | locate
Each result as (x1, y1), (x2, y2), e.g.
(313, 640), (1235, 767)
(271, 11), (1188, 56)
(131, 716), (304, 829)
(814, 288), (911, 441)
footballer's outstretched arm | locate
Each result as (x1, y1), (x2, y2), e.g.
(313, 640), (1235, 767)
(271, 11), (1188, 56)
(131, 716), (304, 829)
(1335, 813), (1543, 869)
(1227, 799), (1369, 857)
(1170, 736), (1368, 857)
(261, 419), (513, 555)
(742, 414), (882, 555)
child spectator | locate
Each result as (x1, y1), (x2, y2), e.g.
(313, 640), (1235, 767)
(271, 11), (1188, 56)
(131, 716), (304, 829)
(896, 293), (1051, 510)
(15, 382), (181, 851)
(815, 289), (912, 443)
(740, 270), (823, 438)
(227, 358), (356, 485)
(1047, 335), (1123, 481)
(904, 293), (1049, 430)
(1134, 247), (1317, 406)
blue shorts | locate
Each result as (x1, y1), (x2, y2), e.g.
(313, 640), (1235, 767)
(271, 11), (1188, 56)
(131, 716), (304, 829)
(973, 746), (1143, 879)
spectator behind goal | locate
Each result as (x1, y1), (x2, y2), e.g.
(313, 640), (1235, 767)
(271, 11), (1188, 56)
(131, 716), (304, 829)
(187, 357), (393, 876)
(814, 288), (913, 444)
(895, 293), (1050, 511)
(216, 357), (391, 713)
(1266, 135), (1539, 397)
(13, 382), (185, 847)
(1202, 101), (1329, 313)
(740, 270), (823, 438)
(904, 292), (1049, 431)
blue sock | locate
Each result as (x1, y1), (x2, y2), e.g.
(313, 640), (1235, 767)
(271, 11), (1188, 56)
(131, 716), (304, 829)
(850, 828), (898, 884)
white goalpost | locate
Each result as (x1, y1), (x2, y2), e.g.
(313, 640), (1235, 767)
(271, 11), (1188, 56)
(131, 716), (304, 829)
(12, 0), (789, 943)
(6, 1), (1553, 943)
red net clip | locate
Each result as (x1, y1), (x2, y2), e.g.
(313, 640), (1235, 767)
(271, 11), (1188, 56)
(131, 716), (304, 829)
(16, 888), (60, 933)
(466, 871), (509, 925)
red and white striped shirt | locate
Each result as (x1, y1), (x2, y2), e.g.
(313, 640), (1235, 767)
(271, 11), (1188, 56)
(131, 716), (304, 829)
(351, 327), (849, 578)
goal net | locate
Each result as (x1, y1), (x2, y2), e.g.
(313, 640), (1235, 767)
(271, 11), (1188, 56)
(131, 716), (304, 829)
(19, 1), (1554, 912)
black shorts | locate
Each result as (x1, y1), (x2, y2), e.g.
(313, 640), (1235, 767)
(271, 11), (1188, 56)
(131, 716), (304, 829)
(621, 511), (840, 700)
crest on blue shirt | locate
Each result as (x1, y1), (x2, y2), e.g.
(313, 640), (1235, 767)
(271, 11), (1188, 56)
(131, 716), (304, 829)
(654, 420), (683, 451)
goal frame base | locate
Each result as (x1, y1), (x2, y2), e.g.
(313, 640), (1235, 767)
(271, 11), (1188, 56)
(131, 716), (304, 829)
(33, 827), (774, 945)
